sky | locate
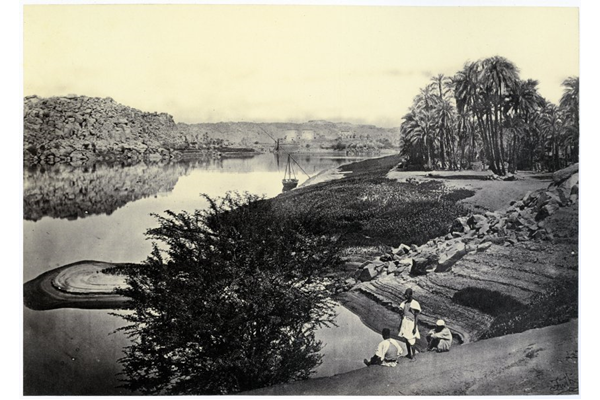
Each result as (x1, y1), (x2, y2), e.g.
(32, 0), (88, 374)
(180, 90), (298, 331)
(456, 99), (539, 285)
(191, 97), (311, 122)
(23, 4), (579, 128)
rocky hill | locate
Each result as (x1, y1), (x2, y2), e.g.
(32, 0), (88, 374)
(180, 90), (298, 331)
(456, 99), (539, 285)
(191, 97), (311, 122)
(24, 95), (181, 163)
(23, 95), (399, 163)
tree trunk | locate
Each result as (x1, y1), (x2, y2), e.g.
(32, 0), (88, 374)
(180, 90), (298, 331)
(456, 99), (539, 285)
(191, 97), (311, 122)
(440, 125), (446, 169)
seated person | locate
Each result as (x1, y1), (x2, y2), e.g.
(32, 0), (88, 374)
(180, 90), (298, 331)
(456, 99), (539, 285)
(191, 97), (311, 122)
(364, 328), (403, 367)
(426, 319), (452, 352)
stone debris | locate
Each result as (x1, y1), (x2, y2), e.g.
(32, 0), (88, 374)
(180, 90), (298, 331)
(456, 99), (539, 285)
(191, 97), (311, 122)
(344, 163), (579, 291)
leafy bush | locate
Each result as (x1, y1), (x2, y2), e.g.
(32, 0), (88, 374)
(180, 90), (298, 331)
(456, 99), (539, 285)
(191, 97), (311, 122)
(114, 192), (343, 395)
(452, 287), (525, 317)
(481, 278), (578, 339)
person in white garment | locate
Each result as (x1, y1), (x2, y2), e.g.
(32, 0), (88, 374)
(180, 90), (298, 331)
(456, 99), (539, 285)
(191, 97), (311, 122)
(426, 319), (453, 352)
(363, 328), (403, 367)
(398, 288), (421, 360)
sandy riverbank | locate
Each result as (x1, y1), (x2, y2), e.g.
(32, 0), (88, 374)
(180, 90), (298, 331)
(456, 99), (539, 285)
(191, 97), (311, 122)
(386, 169), (552, 212)
(245, 319), (578, 395)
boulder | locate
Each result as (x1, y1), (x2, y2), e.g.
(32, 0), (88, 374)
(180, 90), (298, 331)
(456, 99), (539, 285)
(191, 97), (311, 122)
(477, 242), (492, 252)
(467, 215), (487, 230)
(436, 242), (466, 272)
(410, 251), (438, 275)
(478, 221), (491, 236)
(344, 278), (357, 288)
(531, 230), (549, 241)
(535, 202), (560, 221)
(571, 183), (579, 196)
(570, 193), (578, 204)
(392, 244), (411, 255)
(379, 254), (394, 262)
(537, 190), (563, 209)
(451, 217), (470, 233)
(555, 186), (571, 205)
(485, 211), (499, 220)
(522, 191), (533, 205)
(556, 170), (577, 190)
(552, 163), (579, 184)
(359, 265), (379, 282)
(396, 258), (413, 270)
(465, 242), (478, 253)
(517, 215), (538, 231)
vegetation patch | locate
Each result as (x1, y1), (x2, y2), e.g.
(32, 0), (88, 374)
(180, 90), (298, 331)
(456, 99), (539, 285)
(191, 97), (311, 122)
(270, 155), (475, 248)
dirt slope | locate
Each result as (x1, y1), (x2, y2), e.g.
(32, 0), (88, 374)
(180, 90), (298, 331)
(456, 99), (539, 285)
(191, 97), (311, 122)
(245, 319), (578, 396)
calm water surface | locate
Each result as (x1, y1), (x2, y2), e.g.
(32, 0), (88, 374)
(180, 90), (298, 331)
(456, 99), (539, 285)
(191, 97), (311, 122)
(23, 153), (382, 395)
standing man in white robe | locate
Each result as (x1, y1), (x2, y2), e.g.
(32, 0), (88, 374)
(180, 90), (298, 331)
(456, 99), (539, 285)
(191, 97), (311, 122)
(398, 288), (421, 360)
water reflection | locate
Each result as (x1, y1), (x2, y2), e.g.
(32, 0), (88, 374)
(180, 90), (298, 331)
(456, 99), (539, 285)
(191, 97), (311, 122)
(23, 154), (361, 221)
(24, 160), (190, 221)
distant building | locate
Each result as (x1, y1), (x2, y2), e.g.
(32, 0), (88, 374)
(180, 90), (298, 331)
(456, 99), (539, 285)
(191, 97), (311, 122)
(284, 129), (298, 142)
(301, 129), (315, 140)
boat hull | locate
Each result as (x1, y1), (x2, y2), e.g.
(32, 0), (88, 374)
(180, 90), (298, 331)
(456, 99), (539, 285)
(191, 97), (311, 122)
(282, 179), (299, 191)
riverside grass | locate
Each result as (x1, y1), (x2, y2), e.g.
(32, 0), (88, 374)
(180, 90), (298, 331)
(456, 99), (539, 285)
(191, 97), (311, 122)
(270, 154), (475, 248)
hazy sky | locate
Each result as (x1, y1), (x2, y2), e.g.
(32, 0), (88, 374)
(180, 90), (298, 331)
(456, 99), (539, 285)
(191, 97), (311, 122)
(23, 5), (579, 127)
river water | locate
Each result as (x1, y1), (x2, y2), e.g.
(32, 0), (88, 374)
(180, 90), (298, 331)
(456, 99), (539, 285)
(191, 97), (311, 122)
(23, 152), (383, 395)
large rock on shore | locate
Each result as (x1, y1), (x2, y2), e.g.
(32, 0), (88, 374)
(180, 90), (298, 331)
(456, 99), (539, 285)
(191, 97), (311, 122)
(551, 163), (578, 184)
(411, 251), (439, 275)
(436, 242), (466, 272)
(359, 264), (380, 282)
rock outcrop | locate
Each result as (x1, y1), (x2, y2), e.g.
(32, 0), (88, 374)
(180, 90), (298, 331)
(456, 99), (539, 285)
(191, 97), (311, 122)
(338, 164), (579, 344)
(24, 95), (180, 163)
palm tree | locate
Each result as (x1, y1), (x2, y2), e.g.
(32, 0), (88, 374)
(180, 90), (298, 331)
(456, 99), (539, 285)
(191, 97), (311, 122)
(505, 79), (544, 171)
(412, 86), (439, 169)
(479, 56), (520, 175)
(429, 74), (454, 169)
(540, 103), (563, 171)
(559, 76), (579, 162)
(452, 61), (483, 168)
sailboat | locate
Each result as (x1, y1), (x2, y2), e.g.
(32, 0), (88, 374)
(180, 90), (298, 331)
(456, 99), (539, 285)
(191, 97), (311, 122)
(282, 154), (299, 191)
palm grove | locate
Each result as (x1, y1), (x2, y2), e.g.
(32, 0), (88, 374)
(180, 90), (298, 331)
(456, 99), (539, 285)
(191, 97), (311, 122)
(400, 56), (579, 175)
